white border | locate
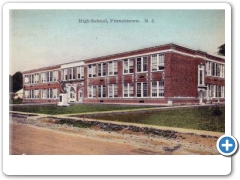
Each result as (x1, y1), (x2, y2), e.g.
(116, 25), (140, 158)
(3, 3), (231, 175)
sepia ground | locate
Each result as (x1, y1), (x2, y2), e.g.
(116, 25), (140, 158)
(9, 114), (223, 155)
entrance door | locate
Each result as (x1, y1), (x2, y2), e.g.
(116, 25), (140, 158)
(79, 90), (83, 102)
(68, 86), (76, 103)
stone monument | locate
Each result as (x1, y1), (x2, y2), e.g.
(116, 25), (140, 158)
(57, 80), (70, 106)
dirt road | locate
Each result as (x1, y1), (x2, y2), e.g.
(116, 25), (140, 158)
(10, 122), (160, 155)
(9, 113), (222, 155)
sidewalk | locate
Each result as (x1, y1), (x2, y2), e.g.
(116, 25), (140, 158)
(10, 106), (224, 138)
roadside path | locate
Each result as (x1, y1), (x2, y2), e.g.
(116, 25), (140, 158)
(10, 106), (224, 138)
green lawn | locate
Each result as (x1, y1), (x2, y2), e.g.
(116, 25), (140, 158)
(10, 103), (225, 132)
(78, 105), (225, 132)
(10, 104), (154, 115)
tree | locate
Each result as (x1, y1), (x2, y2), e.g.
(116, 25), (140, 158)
(11, 71), (23, 93)
(218, 44), (225, 56)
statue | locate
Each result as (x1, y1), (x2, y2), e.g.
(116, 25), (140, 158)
(58, 80), (67, 93)
(57, 80), (69, 106)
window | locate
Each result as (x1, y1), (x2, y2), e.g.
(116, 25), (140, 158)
(88, 64), (96, 78)
(30, 90), (34, 98)
(221, 86), (225, 98)
(88, 86), (97, 98)
(151, 54), (164, 71)
(137, 57), (148, 72)
(46, 72), (50, 82)
(216, 64), (220, 77)
(25, 90), (30, 98)
(98, 85), (106, 98)
(216, 85), (222, 98)
(123, 59), (134, 74)
(152, 81), (157, 97)
(137, 82), (148, 97)
(41, 89), (54, 99)
(219, 64), (225, 78)
(207, 61), (224, 78)
(198, 64), (205, 85)
(88, 65), (92, 78)
(53, 71), (58, 82)
(47, 89), (50, 98)
(98, 63), (107, 77)
(41, 89), (47, 99)
(29, 74), (34, 84)
(92, 65), (96, 77)
(69, 68), (75, 80)
(206, 61), (212, 76)
(152, 81), (164, 97)
(41, 73), (46, 83)
(108, 61), (118, 76)
(53, 89), (58, 99)
(49, 72), (53, 82)
(41, 71), (54, 82)
(47, 89), (53, 99)
(108, 84), (118, 98)
(210, 84), (215, 98)
(207, 84), (225, 98)
(34, 74), (39, 84)
(222, 65), (225, 78)
(24, 75), (29, 84)
(63, 69), (68, 80)
(77, 66), (84, 79)
(211, 63), (216, 76)
(123, 83), (134, 97)
(34, 89), (39, 98)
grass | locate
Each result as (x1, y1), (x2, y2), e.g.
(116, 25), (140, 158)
(10, 103), (225, 132)
(10, 104), (154, 115)
(79, 105), (225, 132)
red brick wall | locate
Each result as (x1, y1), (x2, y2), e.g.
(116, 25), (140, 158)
(24, 83), (61, 90)
(118, 61), (123, 97)
(165, 53), (204, 98)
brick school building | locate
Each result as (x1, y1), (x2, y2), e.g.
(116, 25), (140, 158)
(22, 43), (225, 105)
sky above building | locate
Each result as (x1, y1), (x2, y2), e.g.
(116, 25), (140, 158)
(9, 9), (225, 75)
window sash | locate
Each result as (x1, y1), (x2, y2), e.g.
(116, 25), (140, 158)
(108, 84), (113, 97)
(123, 59), (134, 74)
(88, 65), (96, 78)
(98, 85), (106, 98)
(24, 75), (29, 84)
(151, 81), (164, 97)
(137, 58), (142, 72)
(113, 61), (118, 75)
(88, 65), (92, 78)
(92, 65), (96, 77)
(137, 82), (148, 97)
(123, 83), (134, 97)
(25, 90), (30, 98)
(77, 66), (84, 79)
(34, 90), (39, 98)
(151, 54), (164, 71)
(88, 86), (97, 98)
(108, 62), (113, 76)
(108, 61), (118, 76)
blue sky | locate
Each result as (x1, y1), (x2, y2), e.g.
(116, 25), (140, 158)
(9, 10), (225, 74)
